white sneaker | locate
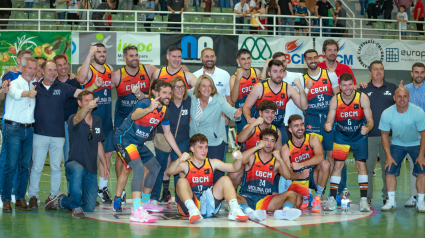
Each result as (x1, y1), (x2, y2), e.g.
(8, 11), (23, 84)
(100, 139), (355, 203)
(11, 195), (16, 203)
(188, 207), (203, 224)
(228, 205), (249, 222)
(416, 200), (425, 213)
(359, 197), (371, 212)
(382, 200), (397, 211)
(405, 196), (417, 207)
(323, 196), (337, 211)
(121, 190), (126, 205)
(248, 209), (267, 221)
(274, 208), (302, 221)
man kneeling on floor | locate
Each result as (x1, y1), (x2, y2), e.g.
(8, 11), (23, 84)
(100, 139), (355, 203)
(281, 114), (330, 213)
(45, 91), (110, 218)
(166, 133), (249, 224)
(237, 128), (303, 222)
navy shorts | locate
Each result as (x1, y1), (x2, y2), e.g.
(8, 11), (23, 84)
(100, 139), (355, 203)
(114, 142), (154, 169)
(114, 115), (126, 131)
(305, 113), (334, 151)
(333, 140), (368, 161)
(386, 145), (425, 177)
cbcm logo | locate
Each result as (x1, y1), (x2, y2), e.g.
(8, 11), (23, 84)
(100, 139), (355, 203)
(284, 39), (306, 65)
(318, 40), (353, 66)
(180, 36), (213, 64)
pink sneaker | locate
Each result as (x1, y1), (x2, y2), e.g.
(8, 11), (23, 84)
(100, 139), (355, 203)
(300, 200), (309, 209)
(130, 207), (158, 223)
(142, 200), (164, 212)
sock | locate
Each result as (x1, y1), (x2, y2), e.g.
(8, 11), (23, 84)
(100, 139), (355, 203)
(141, 193), (151, 203)
(358, 175), (368, 198)
(239, 203), (254, 214)
(162, 180), (170, 192)
(184, 199), (197, 210)
(133, 198), (142, 210)
(330, 176), (341, 198)
(228, 199), (239, 210)
(418, 194), (424, 202)
(283, 202), (295, 210)
(98, 177), (108, 189)
(388, 191), (395, 203)
(316, 185), (325, 197)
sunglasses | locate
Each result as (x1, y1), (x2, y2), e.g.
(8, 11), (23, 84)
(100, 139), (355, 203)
(88, 128), (94, 140)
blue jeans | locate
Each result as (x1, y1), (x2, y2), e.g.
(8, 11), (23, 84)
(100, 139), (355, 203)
(321, 18), (331, 37)
(0, 128), (18, 195)
(60, 160), (98, 212)
(25, 2), (34, 14)
(64, 122), (70, 194)
(280, 17), (294, 36)
(1, 124), (33, 201)
(359, 0), (368, 15)
(236, 17), (244, 34)
(152, 139), (190, 200)
(159, 0), (167, 14)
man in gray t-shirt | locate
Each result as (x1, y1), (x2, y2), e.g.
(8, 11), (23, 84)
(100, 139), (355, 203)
(333, 1), (347, 37)
(167, 0), (184, 32)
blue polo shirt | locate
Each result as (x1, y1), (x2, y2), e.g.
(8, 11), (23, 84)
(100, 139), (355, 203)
(157, 97), (191, 142)
(405, 82), (425, 112)
(34, 79), (78, 137)
(61, 76), (81, 122)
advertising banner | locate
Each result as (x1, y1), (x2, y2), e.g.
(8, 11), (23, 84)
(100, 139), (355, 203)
(76, 32), (161, 65)
(0, 32), (72, 75)
(160, 34), (238, 66)
(237, 36), (314, 68)
(315, 38), (425, 70)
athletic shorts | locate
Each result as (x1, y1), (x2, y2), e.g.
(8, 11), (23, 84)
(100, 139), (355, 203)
(332, 140), (368, 161)
(177, 187), (222, 218)
(287, 167), (316, 196)
(386, 145), (425, 177)
(305, 113), (334, 151)
(114, 143), (155, 169)
(114, 115), (126, 131)
(294, 19), (307, 30)
(241, 193), (275, 210)
(102, 129), (115, 153)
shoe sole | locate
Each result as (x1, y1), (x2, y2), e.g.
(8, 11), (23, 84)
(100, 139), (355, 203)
(405, 205), (416, 207)
(234, 215), (249, 222)
(381, 207), (396, 211)
(312, 208), (322, 213)
(144, 208), (164, 213)
(130, 217), (158, 223)
(113, 208), (122, 212)
(417, 209), (425, 213)
(190, 215), (202, 224)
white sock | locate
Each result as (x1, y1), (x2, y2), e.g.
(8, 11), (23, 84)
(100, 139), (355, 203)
(228, 199), (239, 210)
(388, 191), (396, 203)
(98, 177), (108, 189)
(184, 199), (197, 210)
(418, 194), (425, 202)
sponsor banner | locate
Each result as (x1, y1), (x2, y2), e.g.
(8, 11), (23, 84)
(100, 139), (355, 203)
(71, 32), (79, 64)
(315, 38), (425, 70)
(237, 36), (314, 68)
(160, 34), (238, 66)
(76, 32), (161, 65)
(0, 32), (71, 74)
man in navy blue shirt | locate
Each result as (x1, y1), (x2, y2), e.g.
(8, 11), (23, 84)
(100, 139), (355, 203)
(0, 49), (33, 206)
(27, 60), (104, 210)
(45, 91), (109, 219)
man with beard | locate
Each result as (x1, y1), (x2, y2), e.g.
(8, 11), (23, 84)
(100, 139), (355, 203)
(401, 62), (425, 208)
(77, 43), (115, 204)
(153, 46), (197, 89)
(324, 73), (374, 212)
(27, 60), (104, 210)
(110, 45), (158, 206)
(114, 81), (183, 222)
(281, 114), (330, 213)
(230, 49), (261, 134)
(318, 39), (357, 85)
(237, 128), (303, 222)
(243, 60), (308, 145)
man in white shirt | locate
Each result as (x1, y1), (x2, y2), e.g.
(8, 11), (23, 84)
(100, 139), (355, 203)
(234, 0), (251, 34)
(1, 57), (38, 213)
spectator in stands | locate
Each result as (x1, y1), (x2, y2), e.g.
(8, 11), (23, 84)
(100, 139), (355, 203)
(266, 0), (281, 35)
(414, 0), (424, 35)
(0, 0), (12, 30)
(142, 0), (155, 32)
(25, 0), (35, 14)
(92, 0), (116, 31)
(359, 0), (368, 15)
(202, 0), (213, 17)
(381, 0), (394, 20)
(234, 0), (250, 34)
(250, 0), (262, 11)
(366, 0), (380, 25)
(333, 1), (347, 37)
(122, 0), (133, 10)
(397, 5), (408, 40)
(81, 0), (92, 22)
(294, 0), (308, 36)
(249, 7), (260, 34)
(67, 0), (80, 26)
(56, 0), (68, 25)
(278, 0), (295, 35)
(395, 0), (414, 19)
(315, 0), (336, 37)
(167, 0), (184, 32)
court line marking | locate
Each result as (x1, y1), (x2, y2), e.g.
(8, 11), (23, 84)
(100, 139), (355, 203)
(249, 220), (299, 238)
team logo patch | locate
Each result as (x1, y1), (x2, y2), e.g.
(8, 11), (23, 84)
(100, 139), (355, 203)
(305, 145), (309, 151)
(281, 94), (285, 99)
(354, 104), (359, 109)
(269, 165), (273, 171)
(308, 125), (312, 129)
(204, 169), (210, 174)
(140, 75), (145, 81)
(108, 74), (111, 78)
(322, 79), (328, 84)
(252, 78), (256, 83)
